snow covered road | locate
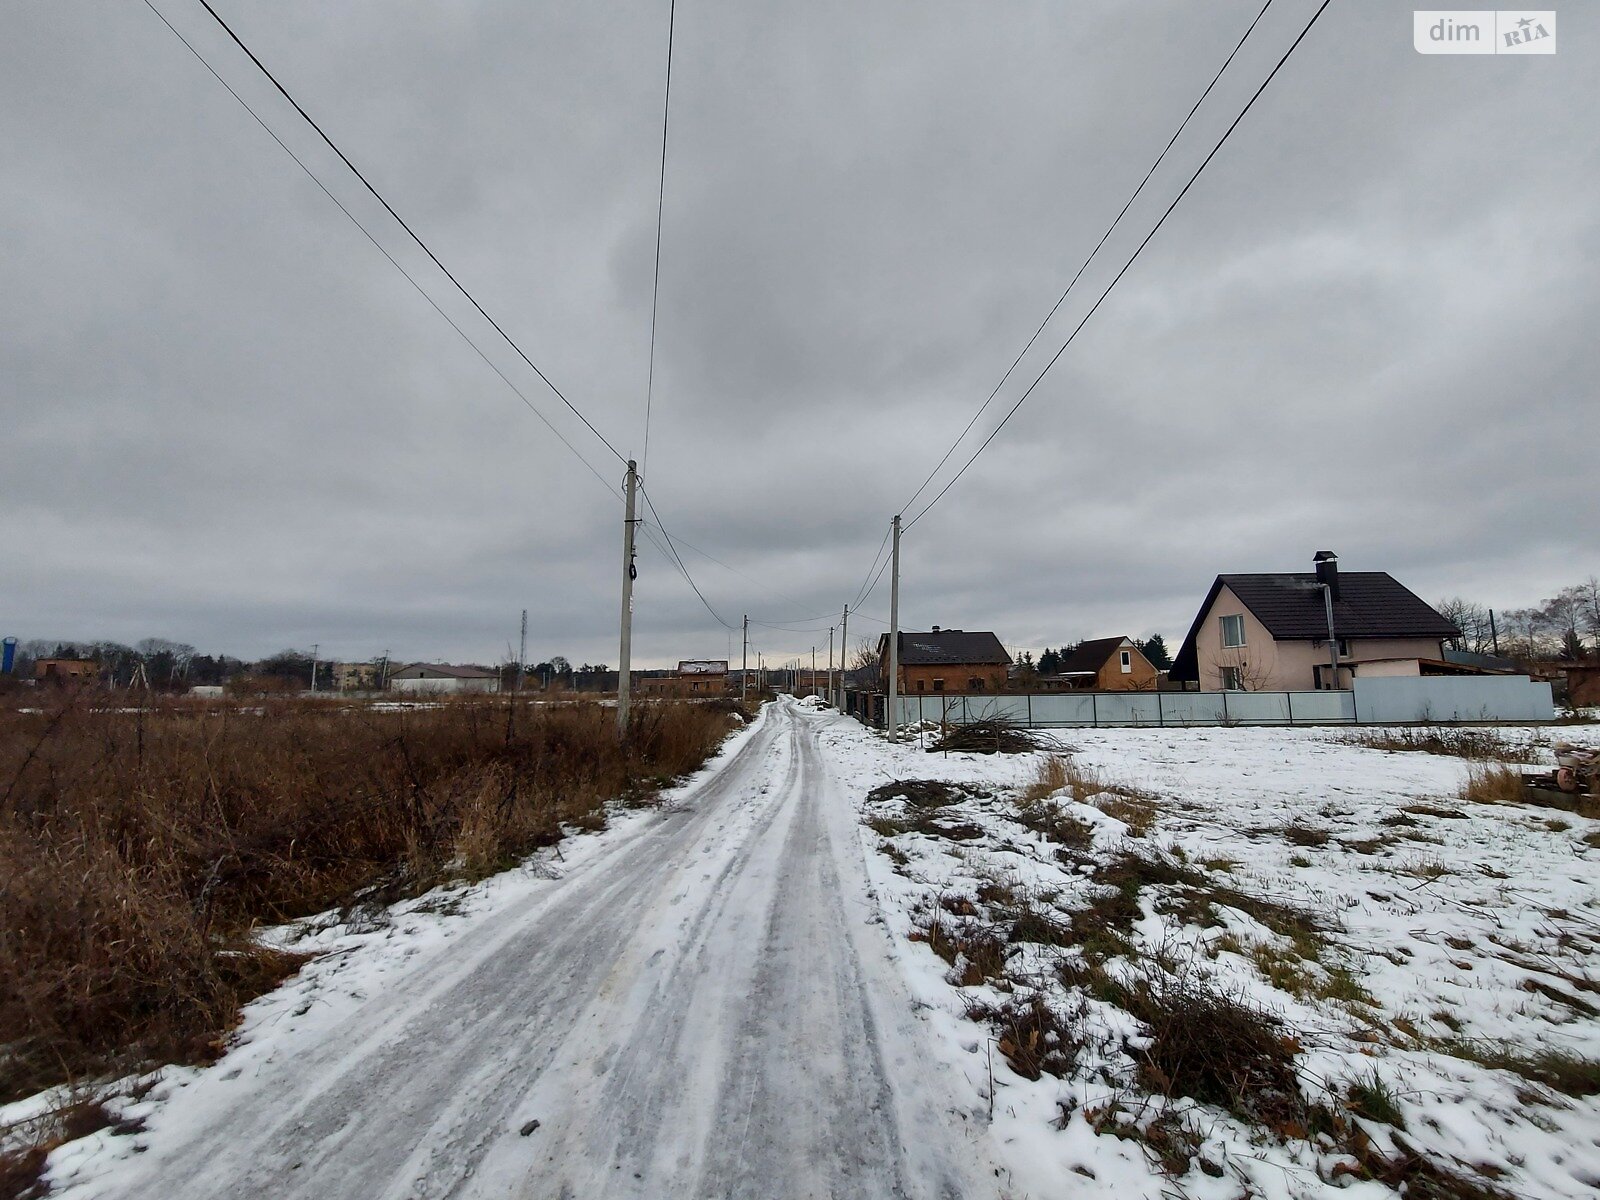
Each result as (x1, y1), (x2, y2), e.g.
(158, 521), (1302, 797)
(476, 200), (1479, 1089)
(70, 698), (998, 1200)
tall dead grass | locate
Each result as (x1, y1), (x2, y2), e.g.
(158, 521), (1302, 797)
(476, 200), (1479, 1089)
(0, 693), (735, 1101)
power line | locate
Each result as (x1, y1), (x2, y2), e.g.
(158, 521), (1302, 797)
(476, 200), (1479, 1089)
(640, 0), (677, 479)
(637, 485), (740, 630)
(899, 0), (1276, 518)
(142, 0), (622, 500)
(851, 526), (894, 610)
(905, 0), (1334, 531)
(190, 0), (628, 467)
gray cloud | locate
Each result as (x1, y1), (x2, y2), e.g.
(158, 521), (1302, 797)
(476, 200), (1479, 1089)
(4, 0), (1596, 670)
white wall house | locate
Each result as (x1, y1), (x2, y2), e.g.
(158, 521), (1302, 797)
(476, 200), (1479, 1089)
(388, 663), (501, 695)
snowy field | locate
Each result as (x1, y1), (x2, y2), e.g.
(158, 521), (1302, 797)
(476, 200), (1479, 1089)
(821, 710), (1600, 1200)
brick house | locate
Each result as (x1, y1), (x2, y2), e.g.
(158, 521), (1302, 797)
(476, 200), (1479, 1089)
(638, 660), (730, 697)
(877, 628), (1011, 695)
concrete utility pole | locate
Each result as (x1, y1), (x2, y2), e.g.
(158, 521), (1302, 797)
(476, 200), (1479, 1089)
(310, 643), (319, 694)
(887, 514), (901, 742)
(827, 626), (834, 708)
(516, 609), (527, 693)
(811, 646), (816, 696)
(741, 614), (749, 701)
(617, 459), (639, 736)
(839, 604), (849, 710)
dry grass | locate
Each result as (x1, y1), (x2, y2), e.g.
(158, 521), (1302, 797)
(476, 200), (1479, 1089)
(0, 693), (736, 1102)
(1344, 727), (1542, 763)
(1459, 762), (1530, 805)
(1019, 754), (1160, 836)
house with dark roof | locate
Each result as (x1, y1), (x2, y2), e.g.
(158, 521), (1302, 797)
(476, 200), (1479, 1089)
(1042, 636), (1160, 692)
(1169, 552), (1461, 692)
(877, 628), (1011, 695)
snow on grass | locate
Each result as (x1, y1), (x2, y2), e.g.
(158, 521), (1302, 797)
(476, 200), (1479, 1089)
(819, 716), (1600, 1199)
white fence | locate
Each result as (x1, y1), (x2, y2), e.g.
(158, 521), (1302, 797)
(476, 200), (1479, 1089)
(886, 676), (1553, 729)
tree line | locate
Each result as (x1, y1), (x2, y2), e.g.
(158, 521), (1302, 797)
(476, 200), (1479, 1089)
(1437, 577), (1600, 661)
(7, 641), (614, 693)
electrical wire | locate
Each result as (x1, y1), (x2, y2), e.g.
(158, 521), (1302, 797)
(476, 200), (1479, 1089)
(904, 0), (1334, 531)
(637, 487), (740, 630)
(190, 0), (628, 466)
(142, 0), (623, 500)
(899, 0), (1276, 518)
(640, 0), (677, 479)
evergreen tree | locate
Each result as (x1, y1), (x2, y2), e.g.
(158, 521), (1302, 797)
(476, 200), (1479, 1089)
(1137, 634), (1172, 670)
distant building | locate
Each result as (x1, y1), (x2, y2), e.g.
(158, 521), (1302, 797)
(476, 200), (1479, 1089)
(333, 662), (381, 692)
(1042, 636), (1160, 692)
(388, 663), (501, 695)
(638, 660), (730, 697)
(877, 628), (1011, 695)
(34, 658), (97, 685)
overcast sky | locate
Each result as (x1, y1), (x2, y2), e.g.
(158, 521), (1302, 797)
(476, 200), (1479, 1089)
(5, 1), (1596, 670)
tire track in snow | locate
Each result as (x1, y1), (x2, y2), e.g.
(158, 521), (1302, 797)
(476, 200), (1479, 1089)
(77, 700), (996, 1200)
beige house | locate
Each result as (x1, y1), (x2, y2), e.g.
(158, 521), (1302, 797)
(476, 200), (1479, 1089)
(1169, 553), (1461, 692)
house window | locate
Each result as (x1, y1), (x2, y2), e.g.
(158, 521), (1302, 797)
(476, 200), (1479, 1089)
(968, 676), (982, 691)
(933, 678), (945, 692)
(1220, 665), (1243, 690)
(1220, 614), (1246, 648)
(1119, 650), (1132, 673)
(1338, 638), (1351, 658)
(916, 679), (925, 692)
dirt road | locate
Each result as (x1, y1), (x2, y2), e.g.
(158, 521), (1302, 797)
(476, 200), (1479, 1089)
(81, 698), (997, 1199)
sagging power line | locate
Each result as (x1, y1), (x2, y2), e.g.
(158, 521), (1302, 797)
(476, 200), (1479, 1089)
(187, 0), (629, 469)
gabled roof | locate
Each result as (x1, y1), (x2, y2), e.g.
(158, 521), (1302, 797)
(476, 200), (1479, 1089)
(878, 629), (1011, 666)
(390, 662), (499, 680)
(1058, 636), (1136, 675)
(1170, 572), (1459, 682)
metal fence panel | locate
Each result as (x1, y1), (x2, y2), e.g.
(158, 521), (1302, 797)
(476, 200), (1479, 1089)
(1352, 676), (1555, 723)
(880, 678), (1545, 730)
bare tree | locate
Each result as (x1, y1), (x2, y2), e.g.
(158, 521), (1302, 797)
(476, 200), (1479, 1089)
(850, 638), (881, 689)
(1205, 646), (1278, 691)
(1541, 587), (1588, 660)
(1436, 596), (1494, 654)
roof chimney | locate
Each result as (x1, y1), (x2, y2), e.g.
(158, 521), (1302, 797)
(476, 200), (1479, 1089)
(1313, 550), (1340, 601)
(931, 625), (941, 633)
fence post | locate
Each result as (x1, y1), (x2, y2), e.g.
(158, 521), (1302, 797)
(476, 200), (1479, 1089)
(1221, 690), (1229, 723)
(1156, 689), (1163, 727)
(1027, 692), (1033, 728)
(1091, 692), (1098, 728)
(1286, 691), (1294, 725)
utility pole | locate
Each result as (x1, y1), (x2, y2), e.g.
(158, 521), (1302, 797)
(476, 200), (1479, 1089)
(887, 514), (901, 742)
(742, 615), (749, 701)
(516, 609), (527, 693)
(617, 459), (639, 736)
(827, 626), (834, 708)
(811, 646), (816, 697)
(310, 643), (319, 694)
(840, 604), (849, 710)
